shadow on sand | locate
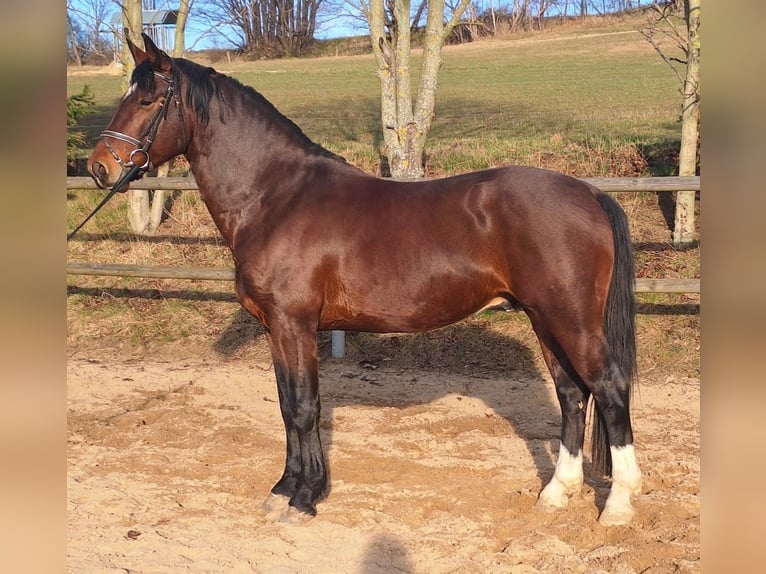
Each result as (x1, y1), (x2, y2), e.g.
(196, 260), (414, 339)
(213, 307), (563, 493)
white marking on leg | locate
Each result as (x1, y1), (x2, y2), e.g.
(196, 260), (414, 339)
(537, 444), (584, 510)
(599, 444), (642, 526)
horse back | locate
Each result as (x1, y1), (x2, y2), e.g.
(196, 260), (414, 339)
(233, 164), (615, 332)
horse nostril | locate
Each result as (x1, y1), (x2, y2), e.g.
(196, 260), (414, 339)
(90, 161), (108, 186)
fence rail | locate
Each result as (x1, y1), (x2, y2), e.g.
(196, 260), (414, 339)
(67, 175), (701, 295)
(68, 175), (700, 358)
(65, 262), (699, 293)
(67, 175), (701, 193)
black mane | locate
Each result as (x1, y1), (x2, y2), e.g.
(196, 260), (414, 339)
(133, 57), (346, 163)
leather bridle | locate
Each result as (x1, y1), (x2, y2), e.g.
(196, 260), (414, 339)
(67, 71), (182, 241)
(100, 71), (177, 175)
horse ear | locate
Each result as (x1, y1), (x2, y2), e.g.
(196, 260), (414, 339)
(141, 33), (173, 75)
(125, 28), (148, 65)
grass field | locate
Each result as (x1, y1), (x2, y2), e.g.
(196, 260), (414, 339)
(67, 13), (683, 177)
(66, 13), (699, 373)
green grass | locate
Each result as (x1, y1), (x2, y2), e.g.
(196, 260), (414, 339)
(67, 16), (682, 176)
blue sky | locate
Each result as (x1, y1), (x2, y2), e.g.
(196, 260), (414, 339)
(69, 0), (365, 52)
(70, 1), (650, 52)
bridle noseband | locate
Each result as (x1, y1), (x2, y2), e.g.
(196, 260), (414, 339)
(100, 71), (178, 175)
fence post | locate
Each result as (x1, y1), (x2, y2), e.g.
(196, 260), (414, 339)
(331, 330), (346, 358)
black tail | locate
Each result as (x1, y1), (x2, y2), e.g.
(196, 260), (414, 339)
(590, 192), (637, 477)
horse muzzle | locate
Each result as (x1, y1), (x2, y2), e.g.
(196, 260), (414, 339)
(87, 146), (144, 192)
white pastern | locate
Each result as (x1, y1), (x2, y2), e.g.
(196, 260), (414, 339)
(599, 444), (642, 526)
(537, 444), (584, 510)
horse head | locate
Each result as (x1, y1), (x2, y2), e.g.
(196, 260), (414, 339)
(87, 32), (187, 191)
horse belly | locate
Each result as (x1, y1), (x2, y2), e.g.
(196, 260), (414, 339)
(318, 265), (504, 333)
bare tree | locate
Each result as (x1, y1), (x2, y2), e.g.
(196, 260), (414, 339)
(174, 0), (194, 56)
(511, 1), (533, 33)
(532, 0), (554, 29)
(197, 0), (325, 56)
(352, 0), (471, 179)
(642, 0), (700, 247)
(113, 1), (195, 233)
(117, 2), (154, 234)
(66, 0), (115, 64)
(67, 11), (83, 66)
(121, 0), (145, 87)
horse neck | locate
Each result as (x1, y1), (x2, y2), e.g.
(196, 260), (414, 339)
(181, 80), (343, 245)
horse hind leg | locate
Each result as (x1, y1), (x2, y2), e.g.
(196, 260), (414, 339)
(591, 361), (642, 526)
(529, 314), (641, 525)
(569, 338), (641, 525)
(536, 342), (589, 511)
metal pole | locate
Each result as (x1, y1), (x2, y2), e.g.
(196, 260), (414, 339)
(330, 330), (346, 358)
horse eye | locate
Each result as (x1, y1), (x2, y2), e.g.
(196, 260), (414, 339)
(139, 99), (153, 108)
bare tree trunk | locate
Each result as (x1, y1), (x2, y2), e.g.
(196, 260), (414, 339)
(120, 3), (171, 235)
(126, 164), (170, 236)
(67, 14), (82, 66)
(127, 184), (151, 234)
(122, 0), (144, 91)
(368, 0), (471, 179)
(148, 163), (170, 235)
(174, 0), (192, 57)
(121, 1), (153, 234)
(673, 0), (700, 247)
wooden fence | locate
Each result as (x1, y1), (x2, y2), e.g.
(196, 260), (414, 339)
(66, 175), (700, 295)
(67, 175), (701, 193)
(68, 175), (699, 358)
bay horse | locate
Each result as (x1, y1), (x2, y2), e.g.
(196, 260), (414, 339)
(87, 34), (641, 526)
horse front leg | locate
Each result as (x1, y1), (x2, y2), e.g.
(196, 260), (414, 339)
(262, 321), (327, 523)
(260, 360), (301, 519)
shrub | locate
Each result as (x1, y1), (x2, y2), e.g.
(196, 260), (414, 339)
(67, 84), (95, 160)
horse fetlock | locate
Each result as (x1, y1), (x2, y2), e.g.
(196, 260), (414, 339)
(289, 488), (319, 516)
(610, 444), (642, 494)
(599, 479), (639, 526)
(537, 443), (583, 511)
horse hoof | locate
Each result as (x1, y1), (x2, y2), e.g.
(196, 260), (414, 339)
(535, 494), (568, 513)
(598, 505), (635, 526)
(278, 506), (315, 525)
(260, 493), (290, 521)
(536, 479), (576, 511)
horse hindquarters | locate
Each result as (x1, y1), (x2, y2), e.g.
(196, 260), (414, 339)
(530, 191), (640, 525)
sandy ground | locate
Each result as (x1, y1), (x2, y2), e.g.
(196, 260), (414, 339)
(67, 347), (699, 573)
